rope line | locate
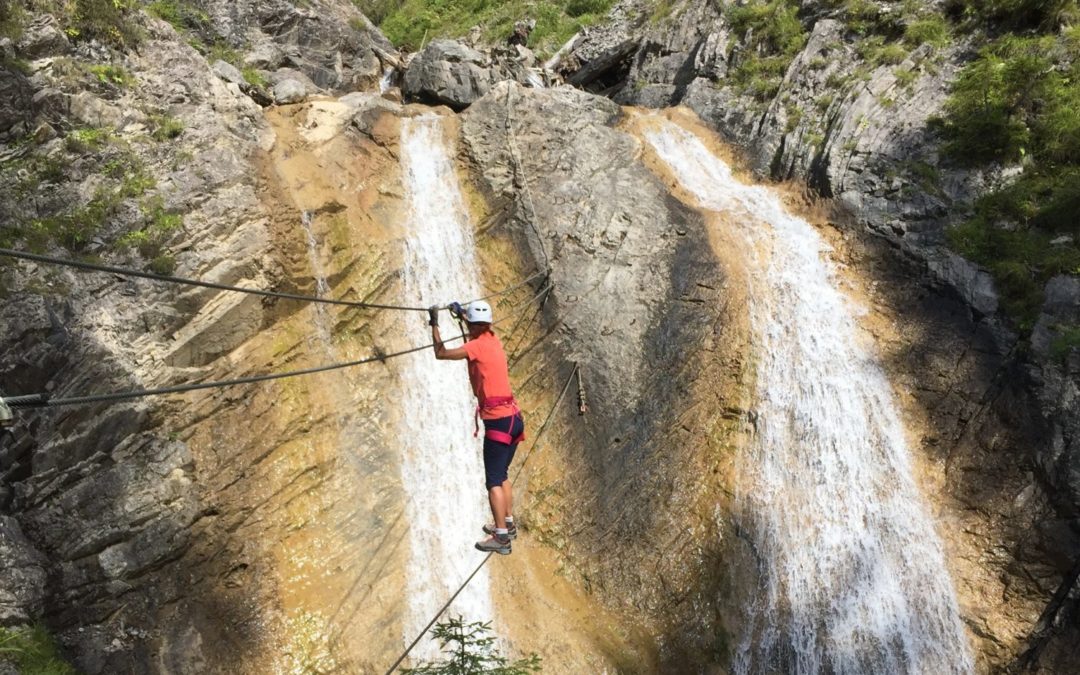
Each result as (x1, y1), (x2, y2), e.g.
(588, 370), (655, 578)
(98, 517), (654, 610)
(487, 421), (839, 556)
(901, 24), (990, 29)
(2, 284), (546, 411)
(386, 363), (579, 674)
(0, 248), (545, 313)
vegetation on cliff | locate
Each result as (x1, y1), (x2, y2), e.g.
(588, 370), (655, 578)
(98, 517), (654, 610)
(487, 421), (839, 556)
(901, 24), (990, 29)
(0, 625), (75, 675)
(937, 4), (1080, 329)
(355, 0), (615, 54)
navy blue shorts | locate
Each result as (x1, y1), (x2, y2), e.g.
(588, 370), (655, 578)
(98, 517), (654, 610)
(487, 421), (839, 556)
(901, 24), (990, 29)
(482, 413), (525, 489)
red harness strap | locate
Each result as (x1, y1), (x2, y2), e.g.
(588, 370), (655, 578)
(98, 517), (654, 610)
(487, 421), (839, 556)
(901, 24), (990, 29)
(475, 396), (526, 445)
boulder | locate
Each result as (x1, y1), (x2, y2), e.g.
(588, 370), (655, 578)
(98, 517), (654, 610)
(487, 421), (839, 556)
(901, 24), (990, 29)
(211, 59), (246, 87)
(402, 39), (497, 111)
(14, 14), (70, 58)
(242, 40), (285, 70)
(272, 78), (308, 104)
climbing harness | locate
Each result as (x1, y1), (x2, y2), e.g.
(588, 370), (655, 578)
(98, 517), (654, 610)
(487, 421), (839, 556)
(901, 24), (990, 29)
(474, 396), (526, 446)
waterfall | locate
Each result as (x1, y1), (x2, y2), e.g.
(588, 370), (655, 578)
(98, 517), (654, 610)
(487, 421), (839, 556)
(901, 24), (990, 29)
(642, 119), (973, 674)
(397, 115), (494, 657)
(379, 66), (397, 93)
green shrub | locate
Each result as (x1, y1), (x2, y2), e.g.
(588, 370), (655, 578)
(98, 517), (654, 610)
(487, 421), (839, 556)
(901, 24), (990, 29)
(948, 0), (1078, 31)
(147, 0), (210, 32)
(893, 66), (917, 88)
(946, 174), (1080, 330)
(401, 617), (540, 675)
(0, 0), (26, 40)
(150, 115), (184, 141)
(64, 126), (112, 153)
(857, 35), (908, 66)
(904, 15), (950, 47)
(725, 0), (807, 100)
(352, 0), (405, 25)
(69, 0), (142, 48)
(0, 625), (76, 675)
(1051, 325), (1080, 360)
(938, 34), (1077, 166)
(241, 66), (266, 88)
(87, 63), (133, 87)
(118, 195), (182, 264)
(378, 0), (614, 55)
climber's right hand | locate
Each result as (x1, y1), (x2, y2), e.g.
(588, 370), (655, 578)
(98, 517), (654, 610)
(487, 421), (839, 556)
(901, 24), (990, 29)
(428, 305), (440, 327)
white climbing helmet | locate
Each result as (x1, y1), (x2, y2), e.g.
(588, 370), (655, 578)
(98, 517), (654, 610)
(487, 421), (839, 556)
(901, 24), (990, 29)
(465, 300), (493, 324)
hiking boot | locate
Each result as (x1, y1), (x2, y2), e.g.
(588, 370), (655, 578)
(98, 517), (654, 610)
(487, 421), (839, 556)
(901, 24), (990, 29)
(475, 535), (512, 555)
(482, 522), (518, 539)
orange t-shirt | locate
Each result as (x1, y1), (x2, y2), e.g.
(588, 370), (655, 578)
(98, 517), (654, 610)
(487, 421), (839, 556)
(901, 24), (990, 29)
(463, 331), (516, 420)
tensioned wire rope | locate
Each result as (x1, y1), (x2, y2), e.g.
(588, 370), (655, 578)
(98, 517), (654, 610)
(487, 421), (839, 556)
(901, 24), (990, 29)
(2, 281), (554, 410)
(384, 362), (579, 675)
(0, 247), (547, 312)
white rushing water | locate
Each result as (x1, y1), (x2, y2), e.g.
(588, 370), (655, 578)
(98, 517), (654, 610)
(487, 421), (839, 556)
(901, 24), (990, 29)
(643, 119), (973, 675)
(397, 115), (494, 657)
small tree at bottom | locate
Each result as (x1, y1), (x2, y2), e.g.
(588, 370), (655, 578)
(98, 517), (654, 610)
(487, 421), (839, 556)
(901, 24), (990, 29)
(402, 617), (542, 675)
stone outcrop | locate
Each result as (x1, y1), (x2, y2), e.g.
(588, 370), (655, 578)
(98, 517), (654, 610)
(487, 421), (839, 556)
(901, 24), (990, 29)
(199, 0), (395, 94)
(402, 39), (548, 110)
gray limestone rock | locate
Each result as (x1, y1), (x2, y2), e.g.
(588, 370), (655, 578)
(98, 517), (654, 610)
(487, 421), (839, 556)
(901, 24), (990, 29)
(14, 14), (70, 58)
(272, 77), (308, 104)
(1032, 276), (1080, 359)
(403, 39), (497, 110)
(0, 67), (34, 137)
(211, 59), (245, 87)
(0, 516), (47, 626)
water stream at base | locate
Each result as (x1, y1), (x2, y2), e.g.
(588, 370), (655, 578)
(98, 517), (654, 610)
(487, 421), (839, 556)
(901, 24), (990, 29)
(397, 115), (494, 657)
(642, 119), (973, 674)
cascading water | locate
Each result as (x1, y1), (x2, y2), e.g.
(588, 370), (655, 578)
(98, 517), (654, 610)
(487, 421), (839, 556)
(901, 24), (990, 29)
(397, 115), (494, 657)
(642, 119), (973, 674)
(379, 66), (397, 94)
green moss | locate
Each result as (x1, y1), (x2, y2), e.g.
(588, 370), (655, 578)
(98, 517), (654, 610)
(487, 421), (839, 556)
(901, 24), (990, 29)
(0, 625), (76, 675)
(376, 0), (615, 55)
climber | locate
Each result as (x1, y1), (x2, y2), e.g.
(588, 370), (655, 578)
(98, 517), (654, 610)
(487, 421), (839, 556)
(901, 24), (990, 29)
(429, 300), (525, 556)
